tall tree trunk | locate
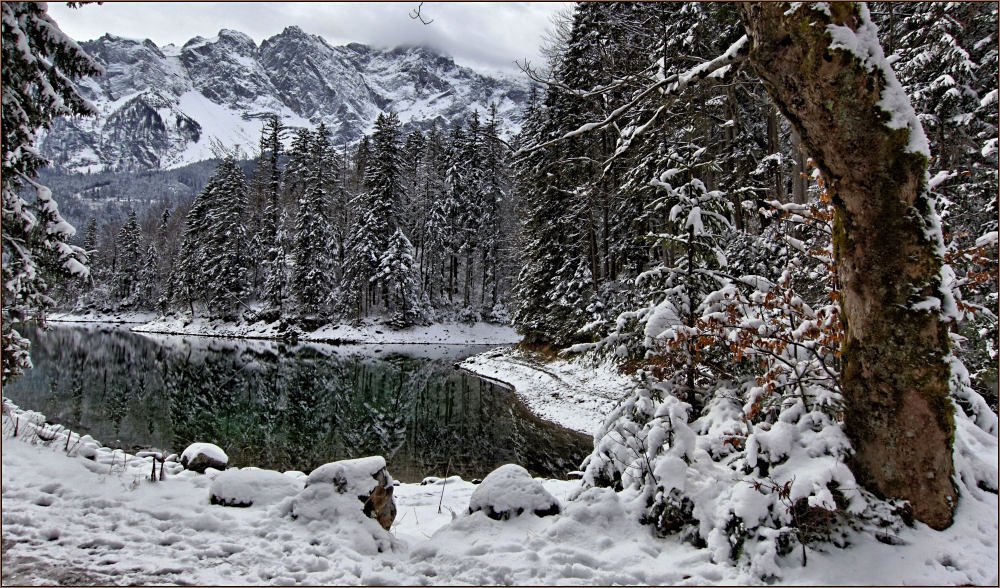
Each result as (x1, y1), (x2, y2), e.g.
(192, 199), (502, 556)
(790, 127), (808, 205)
(766, 105), (782, 204)
(740, 2), (956, 530)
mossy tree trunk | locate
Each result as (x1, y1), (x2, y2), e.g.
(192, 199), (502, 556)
(739, 2), (956, 529)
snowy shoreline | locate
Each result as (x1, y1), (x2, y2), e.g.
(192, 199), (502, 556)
(458, 347), (634, 436)
(48, 311), (521, 346)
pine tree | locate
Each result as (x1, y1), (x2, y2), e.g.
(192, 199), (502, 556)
(511, 63), (595, 346)
(261, 210), (290, 315)
(401, 129), (426, 241)
(374, 228), (424, 327)
(417, 122), (449, 301)
(81, 217), (99, 289)
(136, 244), (159, 308)
(259, 115), (284, 243)
(284, 128), (314, 207)
(1, 1), (102, 382)
(250, 116), (284, 299)
(342, 206), (381, 318)
(290, 179), (335, 319)
(173, 157), (250, 319)
(287, 123), (336, 320)
(112, 209), (143, 305)
(204, 157), (250, 319)
(343, 112), (408, 317)
(479, 103), (513, 311)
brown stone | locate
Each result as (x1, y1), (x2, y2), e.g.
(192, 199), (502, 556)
(362, 468), (397, 531)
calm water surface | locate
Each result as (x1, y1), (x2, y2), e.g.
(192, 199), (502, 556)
(4, 324), (591, 482)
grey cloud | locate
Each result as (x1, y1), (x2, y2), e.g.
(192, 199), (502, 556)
(48, 2), (571, 74)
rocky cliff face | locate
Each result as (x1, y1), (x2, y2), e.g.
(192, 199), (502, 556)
(42, 27), (529, 172)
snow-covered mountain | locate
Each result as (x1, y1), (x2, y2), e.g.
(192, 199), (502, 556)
(41, 27), (530, 172)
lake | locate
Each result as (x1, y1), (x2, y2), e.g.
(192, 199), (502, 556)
(3, 324), (592, 482)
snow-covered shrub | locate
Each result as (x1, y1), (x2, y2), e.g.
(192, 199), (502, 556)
(579, 183), (999, 579)
(468, 464), (560, 520)
(581, 369), (866, 578)
(578, 190), (869, 578)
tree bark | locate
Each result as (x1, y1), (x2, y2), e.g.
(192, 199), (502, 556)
(740, 2), (956, 529)
(790, 126), (808, 205)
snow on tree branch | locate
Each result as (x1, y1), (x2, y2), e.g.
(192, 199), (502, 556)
(515, 35), (750, 157)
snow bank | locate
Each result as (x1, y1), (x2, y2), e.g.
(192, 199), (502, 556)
(48, 310), (159, 324)
(130, 315), (520, 345)
(469, 464), (560, 519)
(459, 347), (634, 435)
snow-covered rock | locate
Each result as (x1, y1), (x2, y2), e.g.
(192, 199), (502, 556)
(293, 456), (397, 530)
(468, 464), (561, 520)
(179, 443), (228, 473)
(209, 468), (303, 507)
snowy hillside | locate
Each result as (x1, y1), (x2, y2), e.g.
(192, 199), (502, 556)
(40, 27), (530, 172)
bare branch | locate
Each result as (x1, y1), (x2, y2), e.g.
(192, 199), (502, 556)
(515, 35), (750, 157)
(516, 58), (660, 100)
(409, 2), (434, 25)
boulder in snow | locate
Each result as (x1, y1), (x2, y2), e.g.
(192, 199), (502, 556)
(292, 456), (397, 530)
(209, 468), (303, 507)
(180, 442), (228, 473)
(469, 464), (561, 520)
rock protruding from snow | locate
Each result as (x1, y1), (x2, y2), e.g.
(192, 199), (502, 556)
(468, 464), (561, 520)
(209, 468), (304, 507)
(180, 443), (229, 473)
(293, 456), (397, 530)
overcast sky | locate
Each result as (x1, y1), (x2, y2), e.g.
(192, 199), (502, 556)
(48, 2), (571, 74)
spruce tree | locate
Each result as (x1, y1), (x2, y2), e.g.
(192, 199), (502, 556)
(173, 157), (250, 319)
(204, 157), (250, 319)
(112, 209), (143, 305)
(81, 217), (99, 289)
(290, 177), (335, 320)
(1, 1), (102, 382)
(374, 228), (424, 327)
(343, 112), (408, 317)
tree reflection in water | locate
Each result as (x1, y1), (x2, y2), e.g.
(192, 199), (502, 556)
(6, 324), (591, 481)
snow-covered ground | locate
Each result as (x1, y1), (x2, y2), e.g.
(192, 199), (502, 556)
(3, 398), (996, 585)
(459, 347), (634, 435)
(49, 312), (520, 345)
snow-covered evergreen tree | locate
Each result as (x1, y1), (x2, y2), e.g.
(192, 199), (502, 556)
(173, 157), (249, 319)
(80, 217), (99, 294)
(374, 228), (424, 327)
(252, 115), (284, 303)
(204, 158), (250, 319)
(343, 112), (408, 317)
(290, 178), (335, 320)
(111, 209), (143, 305)
(1, 1), (101, 382)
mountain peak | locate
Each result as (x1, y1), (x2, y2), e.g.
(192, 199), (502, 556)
(277, 25), (310, 39)
(217, 29), (255, 45)
(42, 26), (529, 172)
